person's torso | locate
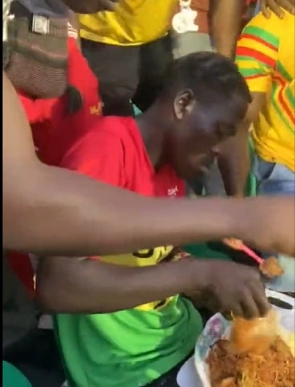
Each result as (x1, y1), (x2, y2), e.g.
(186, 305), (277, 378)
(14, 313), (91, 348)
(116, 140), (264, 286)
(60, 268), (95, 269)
(55, 117), (201, 387)
(252, 13), (295, 171)
(79, 0), (178, 45)
(19, 38), (102, 166)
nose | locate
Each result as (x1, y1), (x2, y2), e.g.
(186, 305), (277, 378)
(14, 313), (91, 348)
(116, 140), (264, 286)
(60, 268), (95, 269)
(212, 147), (220, 157)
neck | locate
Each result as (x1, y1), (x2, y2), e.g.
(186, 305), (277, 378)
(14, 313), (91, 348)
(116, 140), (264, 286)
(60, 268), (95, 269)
(135, 104), (170, 168)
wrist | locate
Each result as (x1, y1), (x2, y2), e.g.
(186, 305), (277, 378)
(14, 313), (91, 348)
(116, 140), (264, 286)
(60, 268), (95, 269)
(182, 258), (216, 295)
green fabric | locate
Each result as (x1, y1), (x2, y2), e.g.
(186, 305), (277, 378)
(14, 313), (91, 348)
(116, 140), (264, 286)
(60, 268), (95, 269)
(246, 137), (257, 197)
(185, 242), (233, 261)
(133, 104), (142, 116)
(55, 298), (202, 387)
(2, 362), (32, 387)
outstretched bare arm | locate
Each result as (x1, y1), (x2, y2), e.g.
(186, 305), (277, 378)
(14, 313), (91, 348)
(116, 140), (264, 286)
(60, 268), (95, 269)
(3, 73), (295, 258)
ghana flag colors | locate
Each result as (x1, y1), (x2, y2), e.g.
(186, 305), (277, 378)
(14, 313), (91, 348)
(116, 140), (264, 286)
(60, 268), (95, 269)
(236, 12), (295, 172)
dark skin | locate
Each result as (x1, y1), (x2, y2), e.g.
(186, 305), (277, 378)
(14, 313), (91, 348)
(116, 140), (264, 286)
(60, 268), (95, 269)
(5, 70), (294, 256)
(3, 67), (294, 316)
(209, 0), (244, 59)
(217, 92), (266, 197)
(262, 0), (295, 17)
(36, 83), (290, 319)
(210, 0), (295, 196)
(209, 0), (295, 60)
(3, 1), (294, 322)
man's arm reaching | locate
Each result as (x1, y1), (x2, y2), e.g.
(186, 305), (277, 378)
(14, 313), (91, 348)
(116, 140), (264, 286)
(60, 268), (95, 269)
(3, 72), (295, 257)
(36, 254), (271, 318)
(3, 72), (235, 255)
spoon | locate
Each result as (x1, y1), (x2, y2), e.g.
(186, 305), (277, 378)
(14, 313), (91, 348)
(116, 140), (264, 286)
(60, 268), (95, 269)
(223, 238), (263, 265)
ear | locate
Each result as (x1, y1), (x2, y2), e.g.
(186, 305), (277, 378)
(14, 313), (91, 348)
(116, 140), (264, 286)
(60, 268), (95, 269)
(173, 89), (196, 120)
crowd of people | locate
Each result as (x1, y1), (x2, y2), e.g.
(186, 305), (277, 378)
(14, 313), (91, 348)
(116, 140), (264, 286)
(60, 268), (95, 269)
(3, 0), (295, 386)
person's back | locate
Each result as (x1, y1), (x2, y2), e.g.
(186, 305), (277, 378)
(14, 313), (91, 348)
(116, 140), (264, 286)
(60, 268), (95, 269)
(236, 11), (295, 171)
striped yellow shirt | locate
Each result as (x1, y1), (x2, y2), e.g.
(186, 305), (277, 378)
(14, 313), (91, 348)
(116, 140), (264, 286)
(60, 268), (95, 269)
(236, 12), (295, 171)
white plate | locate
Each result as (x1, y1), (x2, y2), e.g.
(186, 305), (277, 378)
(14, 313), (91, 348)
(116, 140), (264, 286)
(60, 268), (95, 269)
(194, 289), (295, 387)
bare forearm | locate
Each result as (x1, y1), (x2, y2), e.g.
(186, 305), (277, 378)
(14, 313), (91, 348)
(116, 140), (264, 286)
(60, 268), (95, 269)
(217, 93), (267, 196)
(209, 0), (244, 58)
(37, 257), (206, 313)
(217, 127), (250, 197)
(4, 163), (238, 256)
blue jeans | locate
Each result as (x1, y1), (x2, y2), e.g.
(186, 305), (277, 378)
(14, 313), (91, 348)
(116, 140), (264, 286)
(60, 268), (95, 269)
(254, 0), (261, 16)
(253, 155), (295, 292)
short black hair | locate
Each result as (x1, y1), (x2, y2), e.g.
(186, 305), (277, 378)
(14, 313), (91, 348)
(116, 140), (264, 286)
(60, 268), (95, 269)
(161, 51), (251, 106)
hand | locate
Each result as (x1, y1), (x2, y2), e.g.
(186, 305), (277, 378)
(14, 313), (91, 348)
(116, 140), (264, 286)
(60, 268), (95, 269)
(192, 260), (269, 319)
(261, 0), (295, 18)
(236, 197), (295, 257)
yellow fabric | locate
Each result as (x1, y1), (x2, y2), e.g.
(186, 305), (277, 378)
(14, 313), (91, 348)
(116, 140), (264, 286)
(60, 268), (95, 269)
(236, 13), (295, 171)
(79, 0), (177, 46)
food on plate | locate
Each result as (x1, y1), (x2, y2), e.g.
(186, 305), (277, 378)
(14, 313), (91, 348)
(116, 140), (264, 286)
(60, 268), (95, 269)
(207, 336), (295, 387)
(230, 310), (277, 355)
(259, 256), (284, 279)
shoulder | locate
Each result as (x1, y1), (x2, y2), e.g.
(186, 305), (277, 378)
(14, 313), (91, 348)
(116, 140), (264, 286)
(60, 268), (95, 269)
(61, 117), (126, 164)
(242, 12), (285, 43)
(60, 117), (138, 183)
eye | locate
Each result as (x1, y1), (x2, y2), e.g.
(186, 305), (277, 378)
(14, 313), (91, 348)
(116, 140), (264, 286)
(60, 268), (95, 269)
(215, 123), (237, 141)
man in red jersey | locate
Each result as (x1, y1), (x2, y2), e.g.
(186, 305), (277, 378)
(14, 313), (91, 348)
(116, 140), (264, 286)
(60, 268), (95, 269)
(37, 52), (271, 387)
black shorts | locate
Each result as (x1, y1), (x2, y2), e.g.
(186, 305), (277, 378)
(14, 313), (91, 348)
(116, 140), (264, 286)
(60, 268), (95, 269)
(81, 35), (174, 116)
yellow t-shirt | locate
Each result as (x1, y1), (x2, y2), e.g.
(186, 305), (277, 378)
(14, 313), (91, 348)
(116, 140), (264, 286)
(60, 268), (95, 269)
(79, 0), (177, 46)
(236, 12), (295, 171)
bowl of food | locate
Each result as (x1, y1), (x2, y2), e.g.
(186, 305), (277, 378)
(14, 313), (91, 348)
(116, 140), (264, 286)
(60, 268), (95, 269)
(194, 290), (295, 387)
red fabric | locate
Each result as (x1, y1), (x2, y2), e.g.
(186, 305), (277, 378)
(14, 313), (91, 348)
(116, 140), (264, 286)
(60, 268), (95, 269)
(18, 38), (102, 167)
(8, 252), (35, 297)
(60, 116), (185, 199)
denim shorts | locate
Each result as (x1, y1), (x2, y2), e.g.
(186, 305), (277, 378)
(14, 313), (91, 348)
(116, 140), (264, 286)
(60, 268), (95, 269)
(253, 155), (295, 292)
